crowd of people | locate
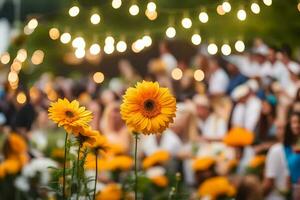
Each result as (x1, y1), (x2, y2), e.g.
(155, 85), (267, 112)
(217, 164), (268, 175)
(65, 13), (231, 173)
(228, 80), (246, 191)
(0, 38), (300, 199)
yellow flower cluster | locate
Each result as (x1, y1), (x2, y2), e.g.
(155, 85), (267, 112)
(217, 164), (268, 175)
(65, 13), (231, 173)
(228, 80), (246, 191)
(0, 133), (28, 178)
(96, 183), (122, 200)
(223, 127), (254, 147)
(142, 150), (170, 169)
(198, 176), (236, 200)
(192, 157), (215, 172)
(120, 81), (176, 135)
(85, 154), (133, 171)
(150, 175), (169, 187)
(248, 155), (266, 168)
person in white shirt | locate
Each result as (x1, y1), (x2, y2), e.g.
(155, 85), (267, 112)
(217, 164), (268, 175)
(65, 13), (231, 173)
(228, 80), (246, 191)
(230, 83), (262, 132)
(207, 57), (229, 96)
(159, 41), (177, 74)
(263, 143), (289, 200)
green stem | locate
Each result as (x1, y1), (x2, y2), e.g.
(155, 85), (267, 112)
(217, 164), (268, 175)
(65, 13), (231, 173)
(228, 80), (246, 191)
(62, 133), (68, 199)
(93, 151), (98, 200)
(76, 144), (82, 200)
(134, 133), (138, 200)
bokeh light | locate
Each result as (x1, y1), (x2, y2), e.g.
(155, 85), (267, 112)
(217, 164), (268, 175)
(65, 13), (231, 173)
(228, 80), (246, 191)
(171, 68), (183, 80)
(194, 69), (205, 81)
(93, 72), (105, 83)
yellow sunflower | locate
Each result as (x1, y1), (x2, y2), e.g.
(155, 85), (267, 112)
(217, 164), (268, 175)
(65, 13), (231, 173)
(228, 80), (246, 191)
(97, 183), (122, 200)
(76, 126), (98, 146)
(48, 98), (93, 134)
(150, 175), (169, 187)
(192, 157), (215, 172)
(120, 81), (176, 134)
(8, 133), (27, 154)
(142, 150), (170, 169)
(84, 131), (109, 155)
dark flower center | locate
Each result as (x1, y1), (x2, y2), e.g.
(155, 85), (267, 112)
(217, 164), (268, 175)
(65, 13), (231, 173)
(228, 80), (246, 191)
(65, 110), (74, 118)
(144, 99), (155, 111)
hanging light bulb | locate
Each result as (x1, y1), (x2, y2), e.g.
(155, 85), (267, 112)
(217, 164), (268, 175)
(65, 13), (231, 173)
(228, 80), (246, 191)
(89, 43), (101, 55)
(251, 3), (260, 14)
(221, 44), (231, 56)
(90, 13), (101, 25)
(60, 32), (71, 44)
(298, 2), (300, 12)
(191, 34), (201, 45)
(75, 48), (85, 58)
(93, 72), (104, 83)
(166, 27), (176, 38)
(135, 39), (145, 51)
(72, 37), (86, 49)
(142, 35), (152, 47)
(147, 2), (156, 12)
(222, 1), (231, 13)
(181, 17), (192, 29)
(207, 43), (218, 55)
(194, 69), (205, 81)
(28, 18), (38, 30)
(116, 41), (127, 52)
(235, 40), (245, 52)
(105, 36), (115, 45)
(104, 44), (115, 54)
(31, 50), (44, 65)
(237, 9), (247, 21)
(112, 0), (122, 9)
(263, 0), (272, 6)
(16, 49), (27, 62)
(145, 9), (158, 20)
(69, 6), (80, 17)
(171, 68), (183, 80)
(129, 4), (139, 16)
(49, 28), (60, 40)
(0, 52), (10, 64)
(217, 5), (226, 15)
(199, 12), (209, 23)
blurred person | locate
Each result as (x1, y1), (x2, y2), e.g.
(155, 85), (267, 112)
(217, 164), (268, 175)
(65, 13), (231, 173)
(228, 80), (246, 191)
(118, 59), (141, 86)
(191, 53), (209, 77)
(101, 102), (130, 153)
(177, 70), (196, 101)
(207, 56), (229, 97)
(100, 89), (118, 107)
(230, 83), (262, 132)
(236, 175), (263, 200)
(159, 41), (177, 74)
(225, 59), (248, 95)
(193, 95), (227, 141)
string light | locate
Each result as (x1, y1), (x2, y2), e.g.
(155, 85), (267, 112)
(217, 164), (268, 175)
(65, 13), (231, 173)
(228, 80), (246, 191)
(8, 71), (18, 83)
(16, 92), (27, 104)
(217, 5), (226, 15)
(142, 35), (152, 47)
(222, 1), (231, 13)
(11, 61), (22, 71)
(90, 13), (101, 25)
(263, 0), (272, 6)
(16, 49), (27, 62)
(194, 69), (205, 81)
(0, 52), (10, 64)
(181, 17), (192, 29)
(72, 37), (86, 49)
(24, 25), (34, 35)
(105, 36), (115, 45)
(145, 9), (158, 20)
(147, 2), (157, 12)
(129, 4), (139, 16)
(28, 18), (38, 30)
(207, 43), (218, 55)
(93, 72), (105, 83)
(199, 12), (209, 23)
(134, 39), (145, 51)
(221, 44), (231, 56)
(104, 44), (115, 54)
(116, 41), (127, 52)
(166, 27), (176, 38)
(235, 40), (245, 52)
(60, 32), (71, 44)
(75, 48), (86, 58)
(31, 50), (44, 65)
(237, 9), (247, 21)
(171, 68), (183, 80)
(298, 2), (300, 12)
(89, 43), (101, 55)
(191, 34), (201, 45)
(251, 3), (260, 14)
(69, 6), (80, 17)
(112, 0), (122, 9)
(49, 28), (60, 40)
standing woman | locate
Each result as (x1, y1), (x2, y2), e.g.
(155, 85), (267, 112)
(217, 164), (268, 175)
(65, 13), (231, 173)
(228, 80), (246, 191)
(283, 111), (300, 197)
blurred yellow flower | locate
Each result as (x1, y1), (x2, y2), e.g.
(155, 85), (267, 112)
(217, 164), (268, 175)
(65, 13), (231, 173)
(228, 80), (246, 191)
(2, 158), (22, 175)
(198, 176), (236, 200)
(77, 126), (98, 145)
(223, 127), (254, 147)
(51, 148), (65, 159)
(107, 143), (125, 156)
(248, 155), (266, 168)
(8, 133), (27, 154)
(150, 175), (169, 187)
(97, 183), (122, 200)
(48, 98), (92, 134)
(120, 81), (176, 135)
(192, 157), (215, 172)
(88, 134), (109, 155)
(0, 164), (5, 178)
(108, 156), (134, 171)
(142, 150), (170, 169)
(84, 153), (109, 171)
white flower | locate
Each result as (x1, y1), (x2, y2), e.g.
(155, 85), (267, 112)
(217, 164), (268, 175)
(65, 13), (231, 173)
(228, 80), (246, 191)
(145, 166), (166, 178)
